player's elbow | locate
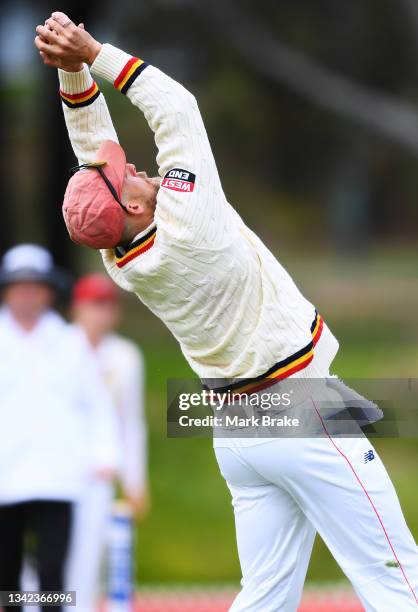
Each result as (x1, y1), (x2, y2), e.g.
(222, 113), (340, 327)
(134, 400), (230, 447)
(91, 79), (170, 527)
(173, 83), (198, 111)
(170, 85), (200, 122)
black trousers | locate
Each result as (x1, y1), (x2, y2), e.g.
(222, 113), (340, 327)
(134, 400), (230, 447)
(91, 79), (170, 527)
(0, 500), (72, 612)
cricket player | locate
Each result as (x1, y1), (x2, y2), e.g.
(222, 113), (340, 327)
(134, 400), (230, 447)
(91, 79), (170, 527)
(35, 13), (418, 611)
(66, 273), (149, 610)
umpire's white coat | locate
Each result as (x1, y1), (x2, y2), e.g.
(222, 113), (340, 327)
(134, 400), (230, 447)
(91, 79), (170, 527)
(0, 308), (120, 504)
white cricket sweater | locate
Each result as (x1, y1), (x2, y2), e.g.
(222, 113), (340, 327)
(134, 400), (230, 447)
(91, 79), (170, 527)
(59, 44), (338, 384)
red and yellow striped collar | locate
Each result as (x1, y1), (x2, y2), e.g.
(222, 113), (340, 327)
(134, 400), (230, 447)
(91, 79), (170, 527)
(114, 225), (157, 268)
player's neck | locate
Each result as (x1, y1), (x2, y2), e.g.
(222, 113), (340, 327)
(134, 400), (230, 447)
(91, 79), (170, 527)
(120, 210), (155, 248)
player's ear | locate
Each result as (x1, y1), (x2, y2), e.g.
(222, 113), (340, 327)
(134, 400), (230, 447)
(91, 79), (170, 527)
(126, 164), (137, 177)
(125, 201), (146, 216)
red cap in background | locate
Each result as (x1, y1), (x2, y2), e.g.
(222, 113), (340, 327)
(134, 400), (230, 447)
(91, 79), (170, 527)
(72, 273), (120, 304)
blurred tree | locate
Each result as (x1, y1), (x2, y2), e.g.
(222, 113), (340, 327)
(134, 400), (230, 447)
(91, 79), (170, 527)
(0, 86), (15, 251)
(196, 0), (418, 154)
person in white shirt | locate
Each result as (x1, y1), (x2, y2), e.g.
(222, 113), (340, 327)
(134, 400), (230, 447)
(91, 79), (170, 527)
(34, 14), (418, 611)
(65, 273), (149, 610)
(0, 244), (120, 612)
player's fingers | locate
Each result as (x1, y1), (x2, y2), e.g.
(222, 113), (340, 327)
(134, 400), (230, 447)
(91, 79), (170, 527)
(39, 51), (60, 68)
(78, 23), (85, 30)
(36, 24), (59, 44)
(34, 35), (50, 52)
(45, 17), (65, 35)
(51, 11), (74, 29)
(34, 36), (62, 56)
(34, 35), (45, 50)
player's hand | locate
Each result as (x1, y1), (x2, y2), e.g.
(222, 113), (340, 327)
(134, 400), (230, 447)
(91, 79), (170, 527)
(34, 12), (102, 71)
(125, 489), (151, 521)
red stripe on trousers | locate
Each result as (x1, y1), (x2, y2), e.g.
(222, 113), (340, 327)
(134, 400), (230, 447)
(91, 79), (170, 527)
(311, 399), (418, 606)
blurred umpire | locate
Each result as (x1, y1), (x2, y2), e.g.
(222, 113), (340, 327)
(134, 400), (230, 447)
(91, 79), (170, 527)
(0, 245), (120, 612)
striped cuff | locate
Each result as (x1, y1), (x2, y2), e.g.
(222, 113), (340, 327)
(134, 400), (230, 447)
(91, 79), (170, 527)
(59, 65), (100, 108)
(91, 43), (148, 95)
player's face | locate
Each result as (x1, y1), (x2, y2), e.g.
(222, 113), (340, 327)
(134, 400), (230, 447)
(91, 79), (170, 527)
(3, 282), (54, 323)
(122, 164), (161, 210)
(125, 163), (149, 180)
(73, 299), (120, 338)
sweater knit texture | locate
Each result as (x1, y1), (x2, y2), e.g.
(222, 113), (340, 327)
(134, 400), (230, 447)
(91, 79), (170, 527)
(59, 44), (337, 382)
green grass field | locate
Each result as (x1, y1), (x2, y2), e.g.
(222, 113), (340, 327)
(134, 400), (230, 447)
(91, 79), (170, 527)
(115, 249), (418, 585)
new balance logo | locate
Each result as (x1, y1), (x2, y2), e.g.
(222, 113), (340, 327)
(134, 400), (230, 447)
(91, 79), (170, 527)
(364, 450), (375, 463)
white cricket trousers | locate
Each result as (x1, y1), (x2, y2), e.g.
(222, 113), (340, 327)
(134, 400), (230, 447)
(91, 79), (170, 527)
(215, 435), (418, 612)
(213, 323), (418, 611)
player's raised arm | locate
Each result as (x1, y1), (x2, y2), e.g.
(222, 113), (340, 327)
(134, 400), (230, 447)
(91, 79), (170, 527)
(35, 14), (118, 165)
(90, 44), (219, 181)
(90, 43), (231, 247)
(35, 12), (221, 185)
(35, 10), (231, 254)
(58, 64), (119, 165)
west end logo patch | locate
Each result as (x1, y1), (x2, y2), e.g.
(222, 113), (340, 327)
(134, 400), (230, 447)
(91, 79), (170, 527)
(161, 168), (196, 193)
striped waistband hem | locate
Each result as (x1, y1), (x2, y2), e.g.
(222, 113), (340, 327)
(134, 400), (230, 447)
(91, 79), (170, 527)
(204, 312), (323, 397)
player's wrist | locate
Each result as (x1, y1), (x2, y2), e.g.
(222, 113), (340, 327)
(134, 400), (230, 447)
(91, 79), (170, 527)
(86, 40), (102, 66)
(58, 64), (94, 95)
(91, 43), (135, 86)
(60, 63), (84, 73)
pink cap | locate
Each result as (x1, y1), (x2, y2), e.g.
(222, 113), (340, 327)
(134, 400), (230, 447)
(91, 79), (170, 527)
(72, 273), (119, 303)
(63, 140), (127, 249)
